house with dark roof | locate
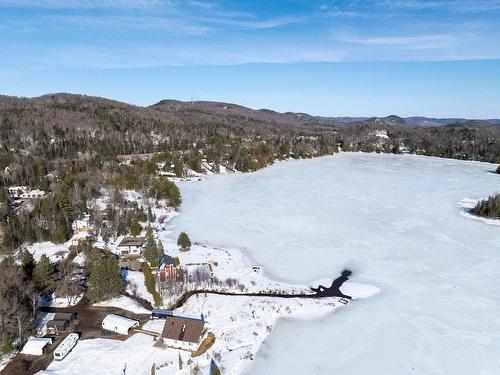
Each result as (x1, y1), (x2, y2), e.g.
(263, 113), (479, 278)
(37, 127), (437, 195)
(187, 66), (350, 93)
(117, 236), (145, 256)
(161, 315), (208, 351)
(159, 255), (176, 269)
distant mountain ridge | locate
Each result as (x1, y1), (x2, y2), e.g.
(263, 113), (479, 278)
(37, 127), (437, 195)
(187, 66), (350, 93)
(0, 92), (498, 167)
(151, 99), (500, 127)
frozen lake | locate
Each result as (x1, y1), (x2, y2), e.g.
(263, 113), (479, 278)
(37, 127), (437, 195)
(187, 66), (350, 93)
(168, 153), (500, 375)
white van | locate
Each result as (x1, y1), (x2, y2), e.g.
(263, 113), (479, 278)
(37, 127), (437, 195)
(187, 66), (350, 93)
(53, 333), (79, 361)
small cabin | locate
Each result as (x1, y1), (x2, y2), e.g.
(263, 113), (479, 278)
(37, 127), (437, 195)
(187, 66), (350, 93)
(21, 337), (52, 356)
(46, 312), (77, 335)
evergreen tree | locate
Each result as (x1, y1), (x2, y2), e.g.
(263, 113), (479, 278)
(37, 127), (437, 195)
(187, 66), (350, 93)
(86, 257), (122, 302)
(174, 159), (184, 178)
(32, 254), (55, 295)
(149, 178), (182, 208)
(177, 232), (191, 249)
(130, 218), (142, 236)
(142, 263), (162, 307)
(20, 249), (35, 281)
(156, 240), (165, 259)
(144, 225), (158, 266)
(147, 207), (155, 222)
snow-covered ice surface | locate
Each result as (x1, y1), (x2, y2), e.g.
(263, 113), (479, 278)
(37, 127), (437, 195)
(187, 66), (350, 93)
(169, 153), (500, 375)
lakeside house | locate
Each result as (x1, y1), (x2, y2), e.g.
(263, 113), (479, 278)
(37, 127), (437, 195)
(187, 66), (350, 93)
(117, 237), (145, 256)
(160, 315), (208, 351)
(399, 143), (410, 154)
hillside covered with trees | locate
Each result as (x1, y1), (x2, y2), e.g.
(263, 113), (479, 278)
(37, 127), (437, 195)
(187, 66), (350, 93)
(0, 93), (498, 252)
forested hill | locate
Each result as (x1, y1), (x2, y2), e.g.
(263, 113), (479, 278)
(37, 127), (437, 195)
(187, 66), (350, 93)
(1, 93), (499, 167)
(0, 93), (498, 251)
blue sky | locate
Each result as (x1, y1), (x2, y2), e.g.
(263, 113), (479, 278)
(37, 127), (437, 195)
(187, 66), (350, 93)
(1, 0), (500, 118)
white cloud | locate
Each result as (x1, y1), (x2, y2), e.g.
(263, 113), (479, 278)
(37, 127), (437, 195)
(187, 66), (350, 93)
(0, 0), (166, 10)
(203, 15), (306, 30)
(337, 33), (457, 50)
(380, 0), (500, 13)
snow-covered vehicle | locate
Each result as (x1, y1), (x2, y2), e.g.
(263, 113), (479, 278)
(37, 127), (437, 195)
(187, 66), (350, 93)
(53, 333), (79, 360)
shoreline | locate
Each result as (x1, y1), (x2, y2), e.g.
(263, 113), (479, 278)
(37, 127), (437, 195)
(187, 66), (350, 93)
(459, 198), (500, 226)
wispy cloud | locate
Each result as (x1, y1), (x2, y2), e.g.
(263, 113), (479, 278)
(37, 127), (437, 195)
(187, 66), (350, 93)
(203, 15), (306, 30)
(32, 40), (345, 69)
(337, 33), (457, 50)
(379, 0), (500, 13)
(0, 0), (300, 34)
(0, 0), (166, 10)
(1, 0), (499, 67)
(38, 14), (212, 35)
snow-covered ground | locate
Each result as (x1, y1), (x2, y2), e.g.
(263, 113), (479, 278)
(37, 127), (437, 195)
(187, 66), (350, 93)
(38, 293), (84, 308)
(168, 153), (500, 375)
(93, 296), (151, 315)
(39, 294), (351, 375)
(123, 270), (156, 305)
(25, 241), (71, 262)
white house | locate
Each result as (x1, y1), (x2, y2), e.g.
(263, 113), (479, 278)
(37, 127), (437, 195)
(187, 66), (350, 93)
(117, 237), (145, 256)
(161, 315), (209, 351)
(53, 333), (79, 361)
(72, 215), (90, 233)
(7, 186), (30, 199)
(101, 314), (139, 335)
(20, 189), (45, 199)
(21, 337), (53, 356)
